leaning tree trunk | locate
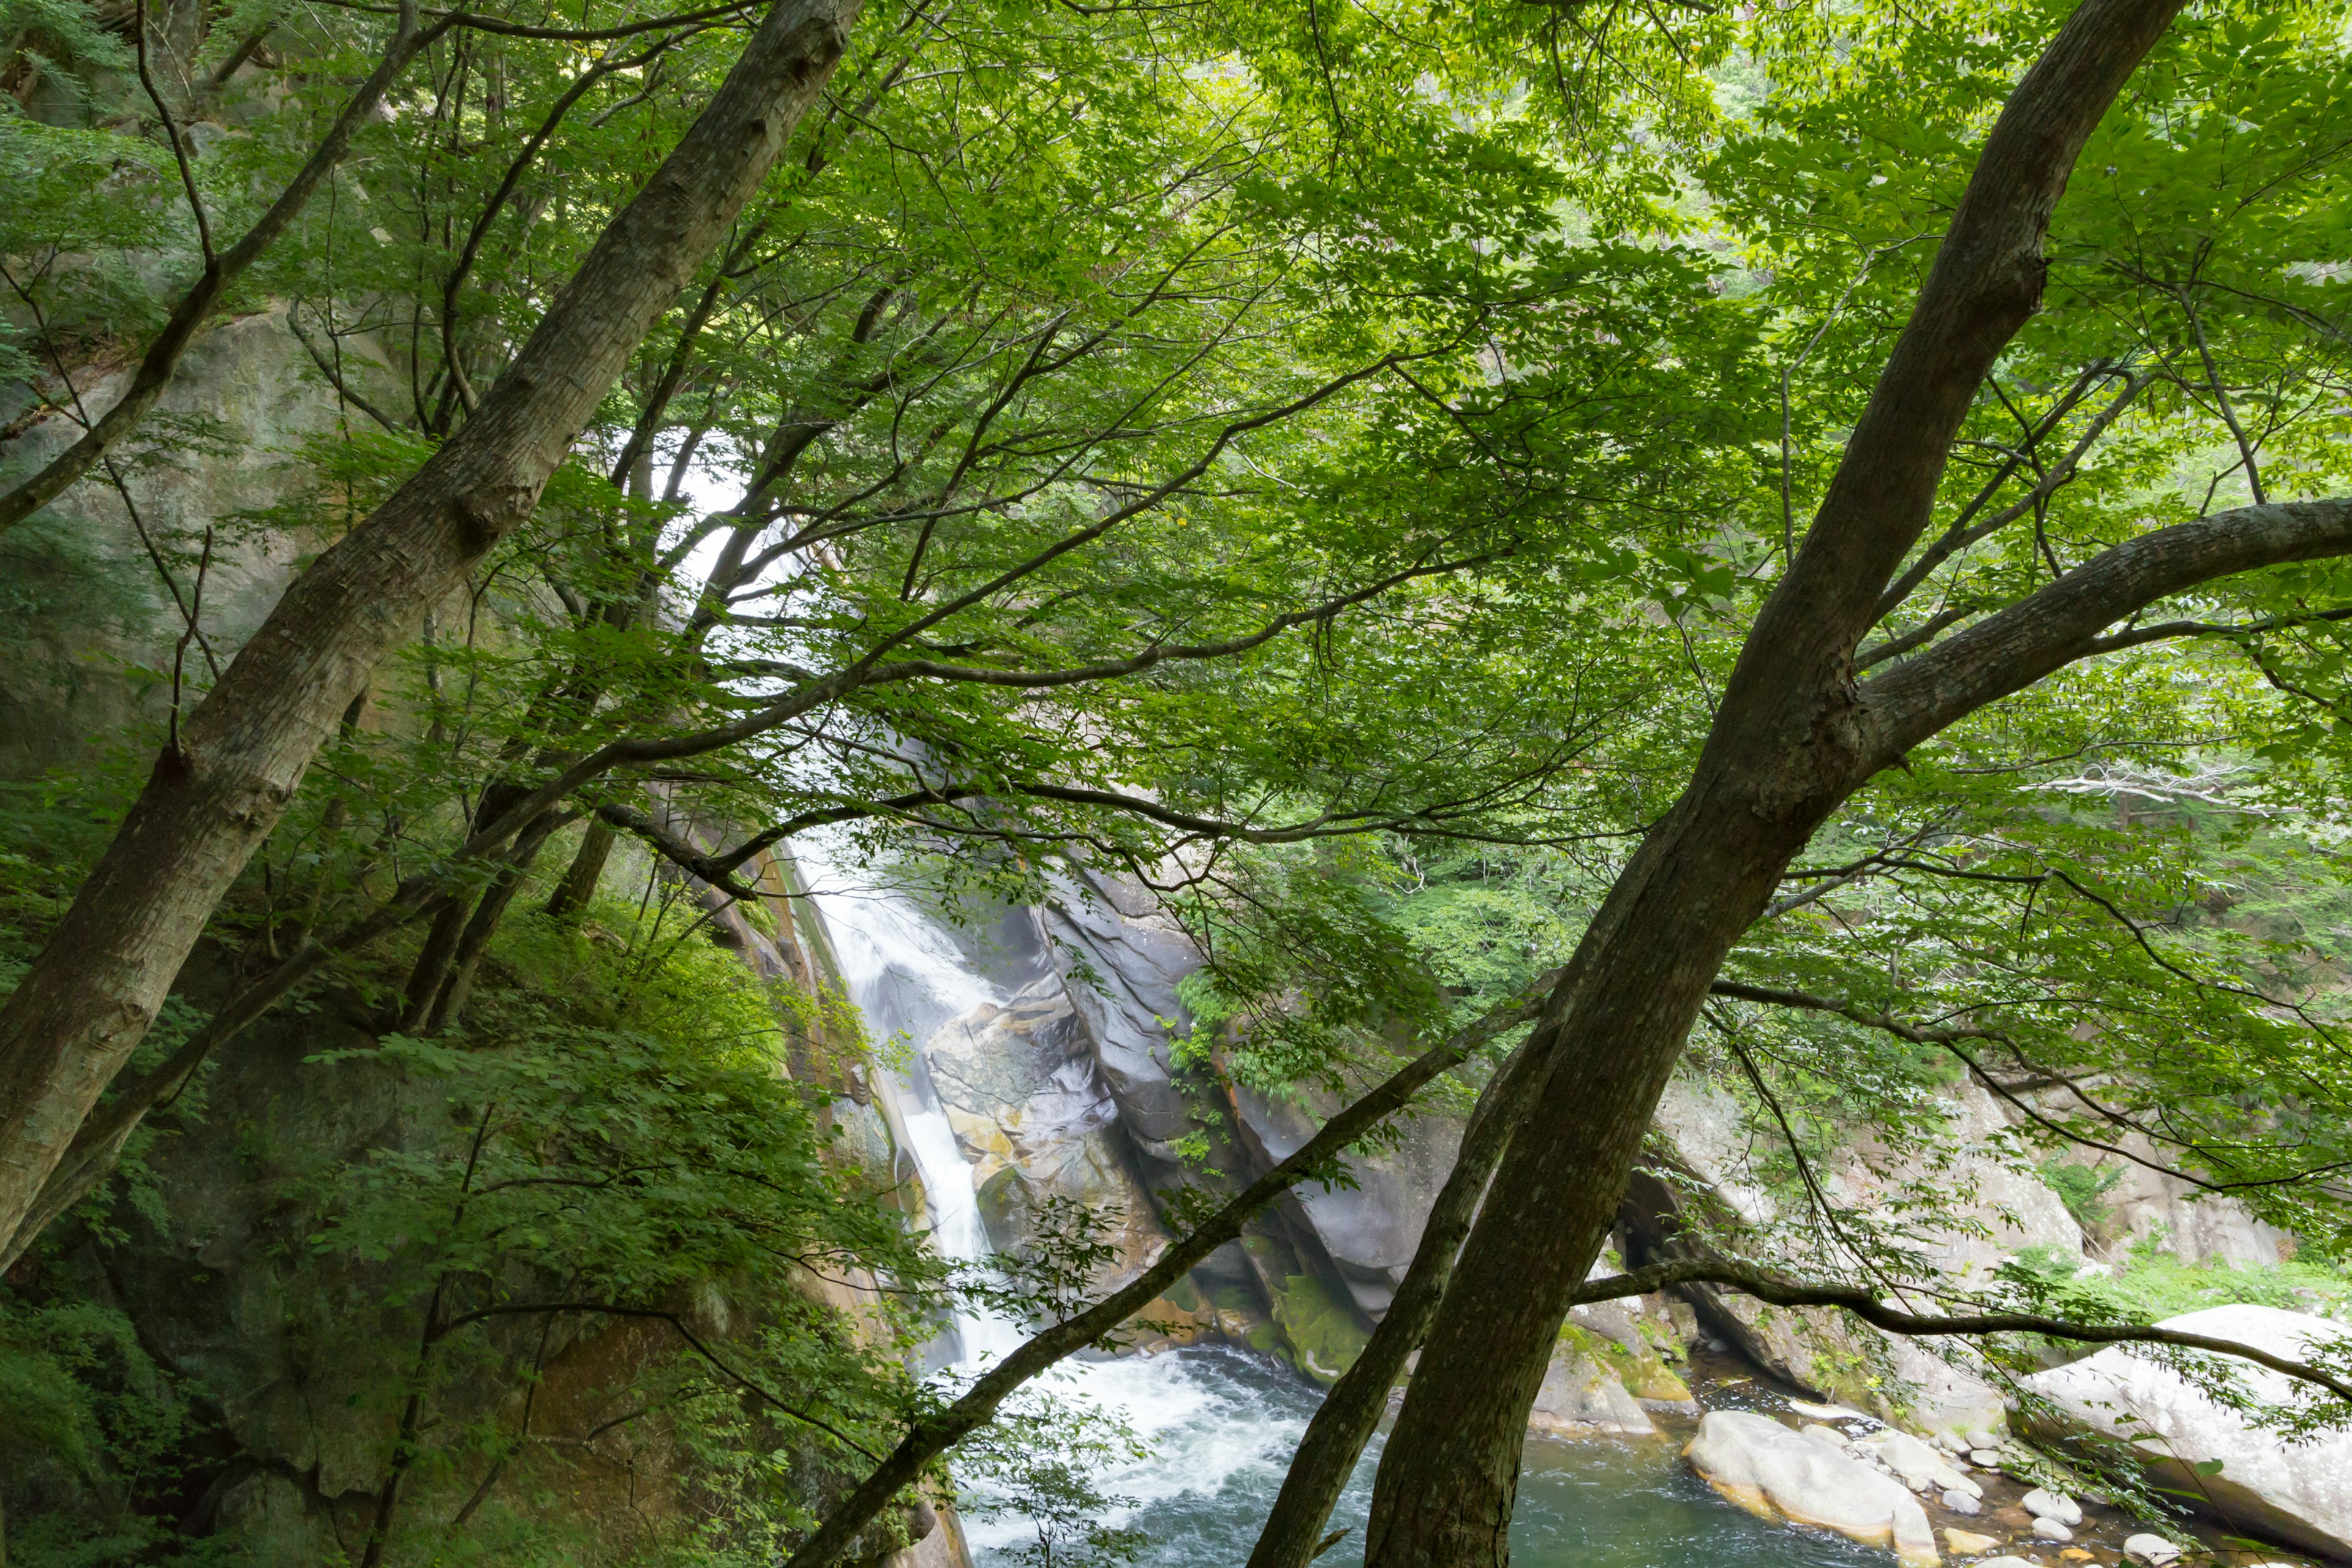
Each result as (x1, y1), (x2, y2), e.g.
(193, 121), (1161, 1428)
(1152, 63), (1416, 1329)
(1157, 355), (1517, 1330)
(0, 0), (865, 1252)
(1357, 4), (2187, 1562)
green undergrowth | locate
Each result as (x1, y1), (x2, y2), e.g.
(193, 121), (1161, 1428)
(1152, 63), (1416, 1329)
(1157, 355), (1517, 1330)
(2004, 1242), (2352, 1325)
(0, 879), (942, 1567)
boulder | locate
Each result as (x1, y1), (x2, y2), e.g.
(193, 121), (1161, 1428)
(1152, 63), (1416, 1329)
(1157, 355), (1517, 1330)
(1860, 1428), (1981, 1498)
(1231, 1077), (1463, 1319)
(1529, 1336), (1654, 1436)
(2031, 1515), (2073, 1542)
(2023, 1304), (2352, 1560)
(1686, 1411), (1940, 1565)
(1939, 1490), (1980, 1515)
(2122, 1534), (2181, 1566)
(2021, 1489), (2081, 1526)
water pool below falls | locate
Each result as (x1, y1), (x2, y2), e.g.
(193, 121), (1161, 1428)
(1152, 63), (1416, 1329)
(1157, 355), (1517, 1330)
(958, 1343), (1888, 1568)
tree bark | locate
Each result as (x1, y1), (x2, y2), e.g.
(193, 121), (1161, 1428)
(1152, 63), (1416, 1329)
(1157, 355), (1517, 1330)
(1245, 1017), (1550, 1568)
(0, 0), (865, 1245)
(546, 818), (619, 920)
(1359, 4), (2187, 1563)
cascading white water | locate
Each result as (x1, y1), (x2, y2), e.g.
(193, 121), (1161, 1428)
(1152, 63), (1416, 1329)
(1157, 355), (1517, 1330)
(794, 837), (1026, 1366)
(793, 845), (1871, 1568)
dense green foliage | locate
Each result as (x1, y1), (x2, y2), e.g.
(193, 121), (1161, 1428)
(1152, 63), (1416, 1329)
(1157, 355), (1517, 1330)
(10, 0), (2352, 1556)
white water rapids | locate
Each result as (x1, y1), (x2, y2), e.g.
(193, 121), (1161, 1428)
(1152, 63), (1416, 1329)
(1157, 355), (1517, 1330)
(795, 845), (1883, 1568)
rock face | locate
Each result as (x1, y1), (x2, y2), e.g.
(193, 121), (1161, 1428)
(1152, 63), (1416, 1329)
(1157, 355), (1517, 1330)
(2077, 1133), (2291, 1267)
(923, 977), (1168, 1284)
(1632, 1073), (2082, 1437)
(1686, 1411), (1940, 1565)
(2023, 1304), (2352, 1560)
(1529, 1340), (1656, 1436)
(0, 306), (390, 777)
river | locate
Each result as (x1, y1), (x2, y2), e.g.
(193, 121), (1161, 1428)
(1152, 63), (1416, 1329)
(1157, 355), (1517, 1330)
(957, 1344), (1888, 1568)
(796, 853), (1887, 1568)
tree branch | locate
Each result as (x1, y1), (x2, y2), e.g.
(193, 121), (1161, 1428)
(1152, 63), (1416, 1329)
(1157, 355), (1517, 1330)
(1858, 497), (2352, 766)
(1574, 1259), (2352, 1406)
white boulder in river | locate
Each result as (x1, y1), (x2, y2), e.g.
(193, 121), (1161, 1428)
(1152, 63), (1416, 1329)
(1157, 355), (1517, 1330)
(2022, 1303), (2352, 1559)
(1686, 1411), (1940, 1564)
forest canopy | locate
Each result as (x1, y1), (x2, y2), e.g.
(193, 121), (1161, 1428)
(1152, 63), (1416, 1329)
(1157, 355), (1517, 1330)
(5, 0), (2352, 1562)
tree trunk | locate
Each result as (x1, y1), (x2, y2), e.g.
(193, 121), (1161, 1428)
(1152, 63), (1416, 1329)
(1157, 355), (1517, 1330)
(0, 0), (865, 1247)
(1245, 1030), (1546, 1568)
(1357, 4), (2185, 1562)
(546, 818), (619, 920)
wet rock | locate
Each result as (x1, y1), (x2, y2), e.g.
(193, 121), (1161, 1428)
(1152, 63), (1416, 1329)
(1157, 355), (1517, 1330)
(1685, 1411), (1940, 1565)
(2031, 1515), (2073, 1542)
(2024, 1304), (2352, 1559)
(1942, 1529), (1998, 1555)
(1529, 1334), (1654, 1436)
(926, 978), (1169, 1284)
(2021, 1489), (2081, 1527)
(1940, 1490), (1981, 1515)
(2122, 1534), (2182, 1565)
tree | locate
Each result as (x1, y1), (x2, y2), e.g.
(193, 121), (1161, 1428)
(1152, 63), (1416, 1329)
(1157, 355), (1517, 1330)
(1353, 3), (2352, 1563)
(0, 0), (867, 1248)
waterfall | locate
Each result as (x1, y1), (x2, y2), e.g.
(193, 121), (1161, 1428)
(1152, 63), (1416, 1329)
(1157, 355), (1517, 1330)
(795, 838), (1027, 1368)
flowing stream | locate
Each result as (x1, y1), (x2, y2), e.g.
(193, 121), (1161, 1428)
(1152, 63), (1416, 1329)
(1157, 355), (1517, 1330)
(799, 852), (1882, 1566)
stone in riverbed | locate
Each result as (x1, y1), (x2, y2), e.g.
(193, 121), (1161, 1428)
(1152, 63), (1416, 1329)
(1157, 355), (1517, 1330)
(1792, 1399), (1873, 1422)
(1862, 1428), (1983, 1499)
(2032, 1516), (2074, 1542)
(2122, 1534), (2181, 1566)
(1943, 1528), (1999, 1554)
(2023, 1304), (2352, 1560)
(1969, 1449), (2006, 1468)
(2021, 1489), (2082, 1526)
(1940, 1490), (1981, 1515)
(1972, 1558), (2040, 1568)
(1686, 1411), (1940, 1566)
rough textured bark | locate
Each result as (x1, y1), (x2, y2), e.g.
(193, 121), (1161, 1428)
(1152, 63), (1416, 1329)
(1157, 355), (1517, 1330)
(1244, 1018), (1549, 1568)
(1360, 4), (2190, 1563)
(546, 818), (620, 919)
(0, 0), (865, 1245)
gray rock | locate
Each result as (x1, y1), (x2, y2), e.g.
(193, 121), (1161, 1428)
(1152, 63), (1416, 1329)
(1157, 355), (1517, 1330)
(2024, 1303), (2352, 1560)
(1939, 1489), (1980, 1515)
(2123, 1534), (2182, 1566)
(924, 978), (1169, 1285)
(1529, 1342), (1653, 1436)
(2031, 1515), (2073, 1542)
(1685, 1411), (1939, 1566)
(1962, 1428), (2003, 1450)
(2021, 1488), (2081, 1526)
(1968, 1448), (2005, 1468)
(1974, 1559), (2041, 1568)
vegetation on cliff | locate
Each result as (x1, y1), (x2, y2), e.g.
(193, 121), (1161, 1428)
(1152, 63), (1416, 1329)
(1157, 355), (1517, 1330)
(7, 0), (2352, 1562)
